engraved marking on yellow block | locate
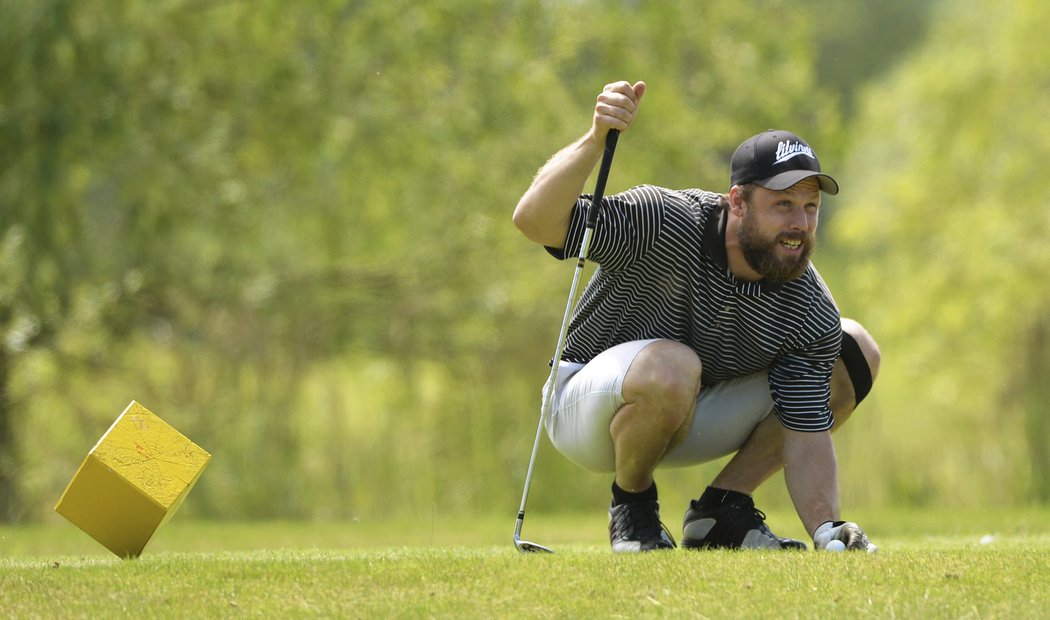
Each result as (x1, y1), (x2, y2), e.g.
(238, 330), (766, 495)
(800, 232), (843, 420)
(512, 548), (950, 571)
(92, 401), (211, 508)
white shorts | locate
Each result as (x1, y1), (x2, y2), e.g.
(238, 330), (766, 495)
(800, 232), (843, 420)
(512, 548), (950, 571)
(545, 339), (775, 473)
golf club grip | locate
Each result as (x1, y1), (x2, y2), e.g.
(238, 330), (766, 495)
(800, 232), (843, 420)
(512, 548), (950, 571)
(585, 129), (619, 228)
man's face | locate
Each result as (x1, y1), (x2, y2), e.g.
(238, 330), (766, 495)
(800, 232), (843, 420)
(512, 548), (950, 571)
(736, 179), (821, 285)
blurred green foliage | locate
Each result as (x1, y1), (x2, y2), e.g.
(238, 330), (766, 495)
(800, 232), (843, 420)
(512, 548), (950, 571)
(827, 0), (1050, 506)
(3, 0), (1043, 525)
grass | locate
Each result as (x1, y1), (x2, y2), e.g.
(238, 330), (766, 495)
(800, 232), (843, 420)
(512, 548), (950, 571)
(3, 509), (1049, 618)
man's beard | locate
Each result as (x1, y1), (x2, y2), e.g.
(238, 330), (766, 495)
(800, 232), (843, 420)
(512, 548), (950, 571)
(737, 209), (815, 285)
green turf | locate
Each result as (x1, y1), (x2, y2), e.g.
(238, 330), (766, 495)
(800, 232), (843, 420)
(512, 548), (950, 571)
(3, 510), (1049, 618)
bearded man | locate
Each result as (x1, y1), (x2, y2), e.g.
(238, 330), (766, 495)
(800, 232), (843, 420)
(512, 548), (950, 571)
(512, 80), (881, 553)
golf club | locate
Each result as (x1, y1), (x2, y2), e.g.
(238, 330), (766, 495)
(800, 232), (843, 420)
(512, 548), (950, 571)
(514, 129), (620, 554)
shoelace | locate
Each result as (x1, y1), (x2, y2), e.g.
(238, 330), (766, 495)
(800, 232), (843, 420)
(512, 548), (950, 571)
(614, 502), (669, 540)
(726, 500), (774, 532)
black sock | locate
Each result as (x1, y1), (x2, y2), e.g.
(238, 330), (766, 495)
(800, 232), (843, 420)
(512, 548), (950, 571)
(611, 480), (658, 506)
(696, 485), (750, 509)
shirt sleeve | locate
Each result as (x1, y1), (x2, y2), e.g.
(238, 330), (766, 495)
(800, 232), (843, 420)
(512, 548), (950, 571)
(544, 185), (665, 272)
(768, 321), (842, 432)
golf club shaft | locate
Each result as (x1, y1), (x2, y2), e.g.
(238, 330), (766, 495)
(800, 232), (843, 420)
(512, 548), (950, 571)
(515, 129), (620, 550)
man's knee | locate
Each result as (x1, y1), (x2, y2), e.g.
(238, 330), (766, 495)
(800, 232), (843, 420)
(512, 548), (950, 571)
(841, 318), (881, 384)
(831, 318), (880, 425)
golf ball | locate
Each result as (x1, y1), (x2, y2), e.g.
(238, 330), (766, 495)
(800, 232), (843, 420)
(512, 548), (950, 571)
(825, 540), (846, 552)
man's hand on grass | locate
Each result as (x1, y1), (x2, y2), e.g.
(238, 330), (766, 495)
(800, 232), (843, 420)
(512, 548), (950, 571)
(814, 520), (878, 553)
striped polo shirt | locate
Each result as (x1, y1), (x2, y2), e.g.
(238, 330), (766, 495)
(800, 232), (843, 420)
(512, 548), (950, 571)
(545, 184), (842, 432)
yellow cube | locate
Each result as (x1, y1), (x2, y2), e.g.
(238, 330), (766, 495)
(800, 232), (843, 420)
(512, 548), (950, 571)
(55, 401), (211, 558)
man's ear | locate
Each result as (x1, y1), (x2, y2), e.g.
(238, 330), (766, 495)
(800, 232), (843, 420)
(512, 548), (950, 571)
(727, 185), (747, 216)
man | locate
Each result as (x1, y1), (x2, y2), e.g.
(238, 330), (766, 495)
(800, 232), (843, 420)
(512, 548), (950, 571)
(512, 80), (880, 553)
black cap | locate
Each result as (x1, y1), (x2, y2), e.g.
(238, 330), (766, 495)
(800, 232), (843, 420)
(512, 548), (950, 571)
(730, 130), (839, 195)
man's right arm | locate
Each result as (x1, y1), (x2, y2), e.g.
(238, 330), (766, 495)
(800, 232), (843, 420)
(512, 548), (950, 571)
(512, 80), (646, 250)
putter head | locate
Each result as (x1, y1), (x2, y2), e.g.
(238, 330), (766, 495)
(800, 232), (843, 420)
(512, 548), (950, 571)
(514, 538), (554, 554)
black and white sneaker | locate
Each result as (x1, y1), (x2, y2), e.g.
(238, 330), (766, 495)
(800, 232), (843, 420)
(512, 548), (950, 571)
(608, 501), (677, 553)
(681, 496), (807, 550)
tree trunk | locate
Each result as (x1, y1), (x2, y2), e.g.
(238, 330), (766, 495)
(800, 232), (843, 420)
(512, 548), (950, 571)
(1026, 320), (1050, 503)
(0, 347), (15, 522)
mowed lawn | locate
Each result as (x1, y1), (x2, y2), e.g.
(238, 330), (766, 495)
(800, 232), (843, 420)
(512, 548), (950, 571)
(3, 509), (1049, 618)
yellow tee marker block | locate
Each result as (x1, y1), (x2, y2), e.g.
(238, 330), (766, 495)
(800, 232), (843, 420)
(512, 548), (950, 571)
(55, 401), (211, 558)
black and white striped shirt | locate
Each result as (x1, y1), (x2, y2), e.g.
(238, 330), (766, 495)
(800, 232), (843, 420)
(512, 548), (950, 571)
(545, 185), (842, 432)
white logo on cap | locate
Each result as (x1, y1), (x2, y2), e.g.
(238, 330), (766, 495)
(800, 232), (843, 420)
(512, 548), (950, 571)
(774, 140), (816, 165)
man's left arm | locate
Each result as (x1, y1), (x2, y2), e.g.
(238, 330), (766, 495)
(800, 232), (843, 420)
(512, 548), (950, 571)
(782, 427), (839, 536)
(783, 426), (878, 553)
(770, 340), (841, 538)
(774, 319), (878, 552)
